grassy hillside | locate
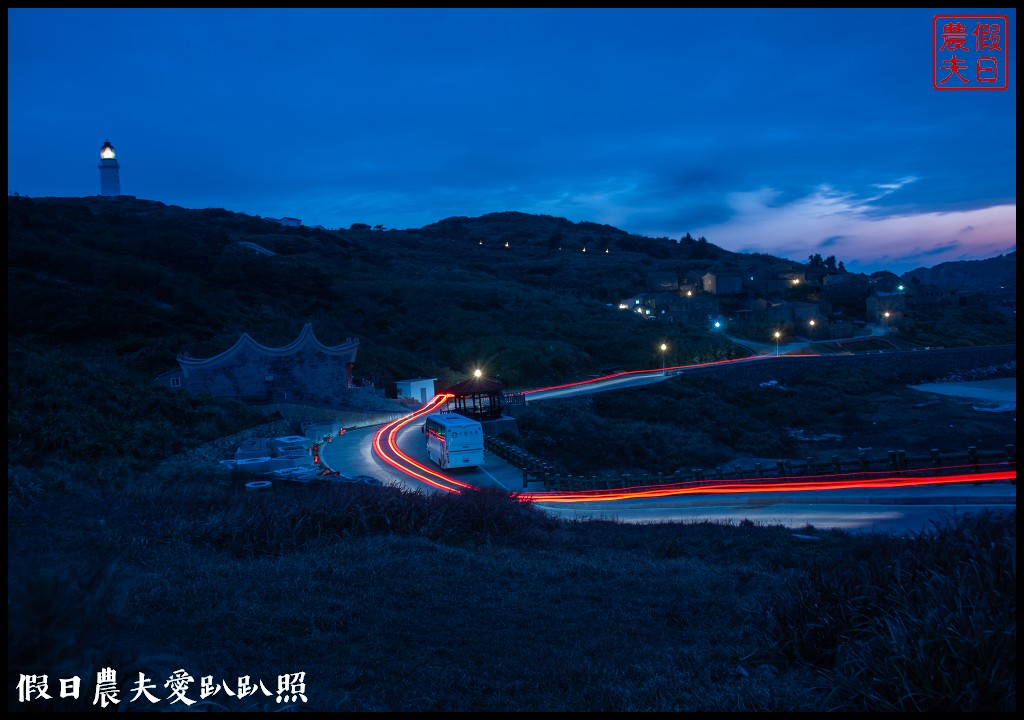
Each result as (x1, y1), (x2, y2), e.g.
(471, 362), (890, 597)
(8, 195), (1013, 470)
(8, 467), (1015, 712)
(8, 196), (745, 466)
(7, 198), (741, 385)
(7, 196), (1016, 712)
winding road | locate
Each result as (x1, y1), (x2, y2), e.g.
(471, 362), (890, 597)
(320, 351), (1016, 535)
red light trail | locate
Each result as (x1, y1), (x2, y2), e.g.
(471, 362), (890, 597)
(372, 393), (476, 494)
(371, 361), (1015, 501)
(520, 470), (1016, 503)
(521, 354), (815, 396)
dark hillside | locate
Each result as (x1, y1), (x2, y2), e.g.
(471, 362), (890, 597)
(903, 251), (1016, 292)
(8, 197), (749, 382)
(8, 196), (751, 465)
(7, 196), (1015, 713)
(8, 196), (1015, 471)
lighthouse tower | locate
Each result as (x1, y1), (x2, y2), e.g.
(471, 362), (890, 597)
(98, 140), (121, 196)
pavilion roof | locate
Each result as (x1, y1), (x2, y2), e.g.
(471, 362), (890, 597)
(445, 376), (505, 396)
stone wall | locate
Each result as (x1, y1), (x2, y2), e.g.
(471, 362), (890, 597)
(178, 326), (360, 407)
(184, 351), (353, 406)
(257, 397), (408, 425)
(162, 418), (298, 465)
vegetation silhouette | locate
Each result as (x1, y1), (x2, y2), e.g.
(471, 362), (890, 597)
(7, 195), (1016, 711)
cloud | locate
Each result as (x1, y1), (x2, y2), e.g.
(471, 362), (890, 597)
(910, 242), (961, 258)
(868, 175), (918, 199)
(685, 182), (1016, 275)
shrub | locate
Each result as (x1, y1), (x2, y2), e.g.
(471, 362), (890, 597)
(764, 510), (1016, 711)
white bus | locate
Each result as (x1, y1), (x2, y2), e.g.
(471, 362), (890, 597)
(423, 413), (485, 469)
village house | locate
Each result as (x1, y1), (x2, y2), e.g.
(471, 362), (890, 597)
(745, 299), (828, 325)
(665, 296), (721, 326)
(618, 291), (679, 319)
(702, 271), (744, 295)
(618, 292), (720, 325)
(866, 291), (906, 322)
(821, 273), (872, 305)
(265, 216), (302, 227)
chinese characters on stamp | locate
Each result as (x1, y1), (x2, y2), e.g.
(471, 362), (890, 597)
(934, 15), (1009, 90)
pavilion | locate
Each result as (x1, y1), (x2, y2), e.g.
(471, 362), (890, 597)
(444, 373), (505, 422)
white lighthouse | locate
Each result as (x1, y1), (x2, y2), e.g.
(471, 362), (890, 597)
(98, 140), (121, 196)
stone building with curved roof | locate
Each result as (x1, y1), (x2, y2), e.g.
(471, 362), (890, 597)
(154, 324), (358, 407)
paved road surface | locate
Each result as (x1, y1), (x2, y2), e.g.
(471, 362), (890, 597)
(725, 321), (889, 357)
(316, 355), (1016, 536)
(320, 414), (1015, 536)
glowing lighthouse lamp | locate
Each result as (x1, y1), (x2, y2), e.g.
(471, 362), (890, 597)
(98, 140), (121, 196)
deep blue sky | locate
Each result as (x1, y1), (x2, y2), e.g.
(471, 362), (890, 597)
(7, 8), (1016, 274)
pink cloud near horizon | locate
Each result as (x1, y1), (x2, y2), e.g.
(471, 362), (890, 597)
(689, 186), (1016, 275)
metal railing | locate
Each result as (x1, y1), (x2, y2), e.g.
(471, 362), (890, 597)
(484, 436), (1016, 491)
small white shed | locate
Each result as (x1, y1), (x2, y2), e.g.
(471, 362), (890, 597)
(395, 378), (437, 405)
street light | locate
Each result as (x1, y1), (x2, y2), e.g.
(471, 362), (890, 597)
(660, 343), (668, 374)
(774, 330), (781, 357)
(883, 311), (891, 334)
(473, 368), (482, 378)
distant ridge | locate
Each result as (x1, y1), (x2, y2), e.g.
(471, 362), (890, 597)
(903, 252), (1016, 291)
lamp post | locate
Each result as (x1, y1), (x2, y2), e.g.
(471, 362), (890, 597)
(774, 331), (781, 357)
(883, 311), (891, 334)
(660, 343), (668, 374)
